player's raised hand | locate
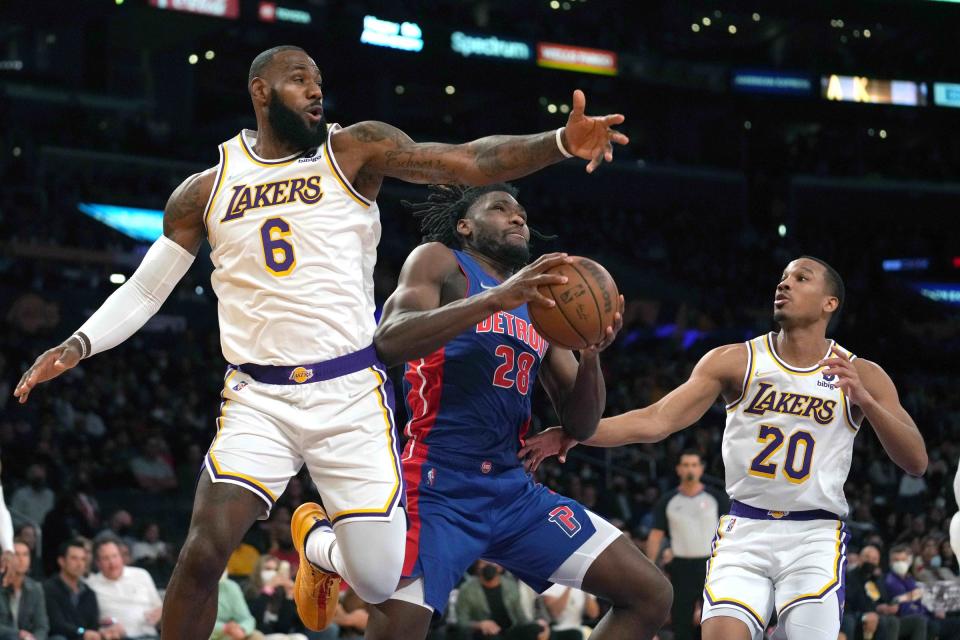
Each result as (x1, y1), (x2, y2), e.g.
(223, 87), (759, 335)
(820, 346), (871, 406)
(486, 252), (573, 311)
(13, 339), (83, 404)
(561, 89), (629, 173)
(518, 426), (579, 473)
(582, 294), (625, 355)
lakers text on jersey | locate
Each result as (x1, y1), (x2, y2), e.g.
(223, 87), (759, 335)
(205, 125), (381, 366)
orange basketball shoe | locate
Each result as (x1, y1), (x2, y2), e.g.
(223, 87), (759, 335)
(291, 502), (341, 630)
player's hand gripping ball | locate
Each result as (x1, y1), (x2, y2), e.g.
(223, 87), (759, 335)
(528, 256), (620, 350)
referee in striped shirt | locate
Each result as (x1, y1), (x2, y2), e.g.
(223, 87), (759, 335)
(647, 450), (728, 640)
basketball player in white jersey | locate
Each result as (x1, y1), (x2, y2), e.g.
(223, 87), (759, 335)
(12, 46), (629, 639)
(520, 256), (927, 640)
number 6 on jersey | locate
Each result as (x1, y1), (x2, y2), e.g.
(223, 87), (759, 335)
(261, 217), (297, 276)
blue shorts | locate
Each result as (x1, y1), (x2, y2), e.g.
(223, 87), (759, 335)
(401, 447), (597, 613)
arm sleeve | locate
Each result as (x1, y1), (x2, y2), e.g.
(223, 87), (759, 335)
(0, 483), (14, 552)
(75, 235), (195, 357)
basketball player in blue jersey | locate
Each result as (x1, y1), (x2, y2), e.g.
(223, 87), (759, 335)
(13, 46), (631, 639)
(363, 184), (672, 640)
(521, 256), (927, 640)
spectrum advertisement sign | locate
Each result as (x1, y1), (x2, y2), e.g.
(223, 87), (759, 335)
(451, 31), (532, 62)
(536, 42), (617, 76)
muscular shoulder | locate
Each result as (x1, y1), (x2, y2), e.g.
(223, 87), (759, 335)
(697, 343), (748, 378)
(162, 166), (218, 236)
(853, 357), (895, 391)
(400, 242), (458, 277)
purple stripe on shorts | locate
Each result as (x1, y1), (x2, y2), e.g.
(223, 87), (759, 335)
(235, 344), (380, 385)
(729, 500), (840, 522)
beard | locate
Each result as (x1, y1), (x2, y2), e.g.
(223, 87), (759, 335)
(471, 227), (530, 271)
(267, 91), (327, 151)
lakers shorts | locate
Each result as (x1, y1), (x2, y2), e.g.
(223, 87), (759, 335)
(701, 502), (849, 635)
(204, 345), (404, 523)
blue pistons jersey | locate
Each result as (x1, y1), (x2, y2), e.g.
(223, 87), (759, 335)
(402, 250), (549, 467)
(399, 249), (599, 614)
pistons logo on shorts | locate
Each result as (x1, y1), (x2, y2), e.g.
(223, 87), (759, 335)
(548, 506), (582, 538)
(289, 367), (314, 384)
(480, 461), (492, 474)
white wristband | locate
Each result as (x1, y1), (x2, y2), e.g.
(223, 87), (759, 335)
(555, 128), (574, 159)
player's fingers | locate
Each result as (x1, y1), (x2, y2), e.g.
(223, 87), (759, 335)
(527, 274), (568, 288)
(602, 114), (625, 126)
(610, 132), (630, 146)
(570, 89), (586, 117)
(586, 153), (604, 173)
(830, 345), (850, 360)
(604, 142), (614, 163)
(14, 372), (30, 397)
(529, 253), (572, 271)
(529, 291), (557, 307)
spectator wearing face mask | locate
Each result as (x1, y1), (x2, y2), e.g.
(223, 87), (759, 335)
(913, 537), (956, 583)
(842, 545), (900, 640)
(884, 544), (930, 639)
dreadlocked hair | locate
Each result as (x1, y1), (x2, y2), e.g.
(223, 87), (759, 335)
(402, 183), (555, 248)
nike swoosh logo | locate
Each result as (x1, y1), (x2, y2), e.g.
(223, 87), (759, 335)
(479, 282), (496, 289)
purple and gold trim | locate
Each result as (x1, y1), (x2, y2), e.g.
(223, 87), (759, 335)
(725, 339), (756, 412)
(778, 521), (849, 614)
(235, 345), (380, 385)
(703, 515), (767, 630)
(323, 125), (372, 208)
(203, 143), (228, 233)
(329, 365), (404, 524)
(765, 332), (836, 376)
(238, 131), (303, 167)
(205, 370), (279, 512)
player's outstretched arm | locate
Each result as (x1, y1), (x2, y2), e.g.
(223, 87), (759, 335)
(821, 347), (927, 476)
(374, 245), (571, 366)
(346, 90), (628, 186)
(585, 345), (739, 446)
(519, 345), (742, 470)
(13, 169), (213, 404)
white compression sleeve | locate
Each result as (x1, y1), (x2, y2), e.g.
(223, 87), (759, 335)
(74, 235), (195, 357)
(0, 484), (14, 552)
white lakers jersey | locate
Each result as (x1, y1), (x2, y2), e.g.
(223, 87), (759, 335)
(204, 126), (381, 365)
(723, 333), (862, 517)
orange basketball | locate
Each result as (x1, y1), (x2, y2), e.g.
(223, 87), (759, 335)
(528, 256), (620, 350)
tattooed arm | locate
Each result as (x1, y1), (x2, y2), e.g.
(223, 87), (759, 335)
(341, 89), (628, 188)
